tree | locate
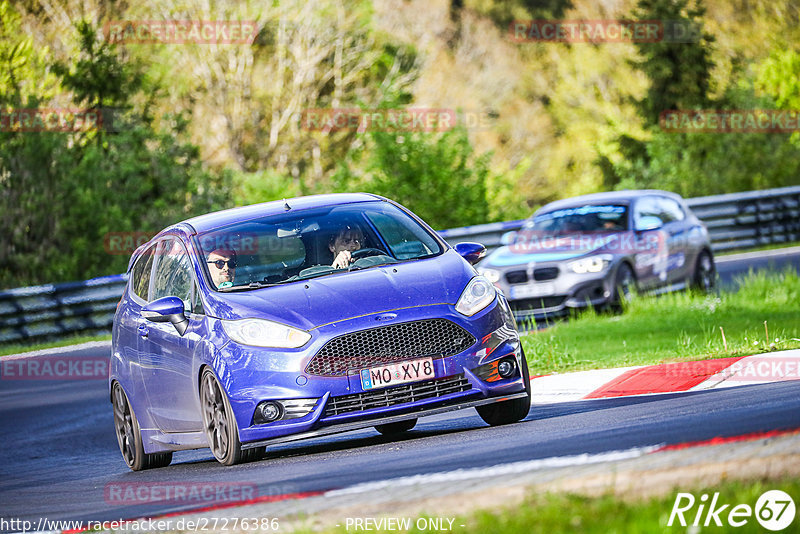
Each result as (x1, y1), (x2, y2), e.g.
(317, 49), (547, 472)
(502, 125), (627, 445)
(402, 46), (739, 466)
(0, 16), (229, 287)
(334, 124), (491, 230)
(630, 0), (716, 126)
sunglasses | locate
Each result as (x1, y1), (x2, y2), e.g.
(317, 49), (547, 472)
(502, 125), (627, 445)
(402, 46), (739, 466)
(207, 259), (237, 269)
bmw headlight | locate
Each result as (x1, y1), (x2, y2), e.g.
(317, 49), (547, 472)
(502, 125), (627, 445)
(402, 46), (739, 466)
(456, 276), (497, 316)
(478, 268), (501, 284)
(568, 254), (613, 274)
(222, 319), (311, 348)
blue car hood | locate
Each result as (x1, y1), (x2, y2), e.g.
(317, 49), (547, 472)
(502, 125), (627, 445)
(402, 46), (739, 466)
(204, 250), (474, 330)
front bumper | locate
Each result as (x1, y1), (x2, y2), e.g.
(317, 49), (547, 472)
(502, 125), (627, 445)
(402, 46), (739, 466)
(494, 264), (617, 320)
(215, 299), (527, 445)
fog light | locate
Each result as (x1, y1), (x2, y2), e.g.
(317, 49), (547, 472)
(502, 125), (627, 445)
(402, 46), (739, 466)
(254, 401), (283, 424)
(497, 357), (517, 378)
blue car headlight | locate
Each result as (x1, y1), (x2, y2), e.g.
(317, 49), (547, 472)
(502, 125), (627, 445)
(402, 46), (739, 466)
(568, 254), (613, 274)
(455, 276), (497, 316)
(222, 318), (311, 348)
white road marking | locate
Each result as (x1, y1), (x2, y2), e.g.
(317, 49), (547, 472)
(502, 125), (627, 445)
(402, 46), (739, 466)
(325, 446), (661, 497)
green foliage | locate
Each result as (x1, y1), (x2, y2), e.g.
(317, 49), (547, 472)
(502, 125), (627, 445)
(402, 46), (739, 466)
(335, 125), (491, 230)
(50, 21), (143, 109)
(610, 83), (800, 196)
(603, 0), (800, 196)
(756, 48), (800, 110)
(232, 169), (303, 205)
(464, 0), (574, 30)
(0, 1), (57, 104)
(0, 17), (230, 288)
(630, 0), (716, 126)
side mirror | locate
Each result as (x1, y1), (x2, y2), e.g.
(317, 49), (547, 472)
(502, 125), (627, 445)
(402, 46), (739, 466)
(636, 216), (663, 232)
(142, 296), (189, 336)
(500, 231), (517, 246)
(455, 242), (487, 265)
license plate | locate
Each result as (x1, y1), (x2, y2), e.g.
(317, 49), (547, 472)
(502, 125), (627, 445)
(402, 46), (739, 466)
(360, 357), (435, 390)
(510, 282), (555, 299)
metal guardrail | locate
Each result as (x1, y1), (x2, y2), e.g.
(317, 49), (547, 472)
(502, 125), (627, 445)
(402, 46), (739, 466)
(0, 274), (127, 345)
(1, 186), (799, 346)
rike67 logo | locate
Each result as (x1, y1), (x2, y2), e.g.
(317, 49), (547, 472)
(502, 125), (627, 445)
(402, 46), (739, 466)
(669, 490), (796, 530)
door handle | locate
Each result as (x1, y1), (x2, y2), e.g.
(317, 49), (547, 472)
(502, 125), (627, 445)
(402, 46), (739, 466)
(137, 324), (149, 338)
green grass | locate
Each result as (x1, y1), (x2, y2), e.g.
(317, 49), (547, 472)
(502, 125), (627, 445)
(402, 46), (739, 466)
(466, 478), (800, 534)
(0, 333), (112, 357)
(521, 269), (800, 375)
(310, 477), (800, 534)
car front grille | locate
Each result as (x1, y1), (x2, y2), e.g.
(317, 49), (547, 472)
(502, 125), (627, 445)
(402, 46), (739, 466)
(533, 267), (559, 281)
(506, 270), (527, 284)
(305, 319), (476, 377)
(509, 296), (566, 312)
(505, 267), (559, 284)
(322, 374), (472, 417)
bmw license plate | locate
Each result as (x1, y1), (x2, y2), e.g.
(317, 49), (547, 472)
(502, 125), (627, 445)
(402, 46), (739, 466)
(510, 282), (555, 299)
(360, 357), (435, 390)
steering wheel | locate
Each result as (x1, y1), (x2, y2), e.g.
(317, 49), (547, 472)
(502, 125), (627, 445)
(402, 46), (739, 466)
(350, 248), (386, 260)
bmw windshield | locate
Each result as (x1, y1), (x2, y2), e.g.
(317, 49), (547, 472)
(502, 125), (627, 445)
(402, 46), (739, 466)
(194, 202), (444, 290)
(522, 204), (629, 235)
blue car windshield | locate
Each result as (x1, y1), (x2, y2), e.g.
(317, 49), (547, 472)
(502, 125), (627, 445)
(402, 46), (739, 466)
(194, 202), (443, 290)
(524, 204), (629, 235)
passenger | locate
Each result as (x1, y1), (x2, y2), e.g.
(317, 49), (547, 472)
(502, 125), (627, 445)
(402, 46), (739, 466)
(207, 249), (237, 288)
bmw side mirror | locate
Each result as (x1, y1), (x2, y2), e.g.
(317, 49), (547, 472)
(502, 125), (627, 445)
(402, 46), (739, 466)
(636, 216), (663, 232)
(142, 296), (189, 336)
(455, 242), (487, 265)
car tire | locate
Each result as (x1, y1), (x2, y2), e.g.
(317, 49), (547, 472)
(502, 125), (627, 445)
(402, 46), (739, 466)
(611, 262), (636, 310)
(200, 368), (254, 466)
(692, 250), (715, 292)
(475, 350), (532, 426)
(112, 382), (173, 471)
(374, 418), (417, 435)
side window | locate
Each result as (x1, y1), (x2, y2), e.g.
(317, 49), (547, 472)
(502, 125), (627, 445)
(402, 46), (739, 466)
(151, 238), (194, 310)
(658, 197), (686, 222)
(131, 244), (156, 301)
(633, 196), (664, 230)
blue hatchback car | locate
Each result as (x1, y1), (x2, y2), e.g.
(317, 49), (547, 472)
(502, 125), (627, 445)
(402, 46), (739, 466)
(111, 194), (530, 470)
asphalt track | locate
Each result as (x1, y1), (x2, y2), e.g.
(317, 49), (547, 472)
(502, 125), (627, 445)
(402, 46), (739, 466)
(0, 249), (798, 528)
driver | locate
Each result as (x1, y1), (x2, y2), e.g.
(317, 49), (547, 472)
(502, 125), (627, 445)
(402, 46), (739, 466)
(329, 224), (364, 269)
(207, 248), (237, 289)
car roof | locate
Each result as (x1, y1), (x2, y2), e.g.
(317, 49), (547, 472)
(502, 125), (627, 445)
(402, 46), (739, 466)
(180, 193), (384, 234)
(537, 189), (683, 214)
